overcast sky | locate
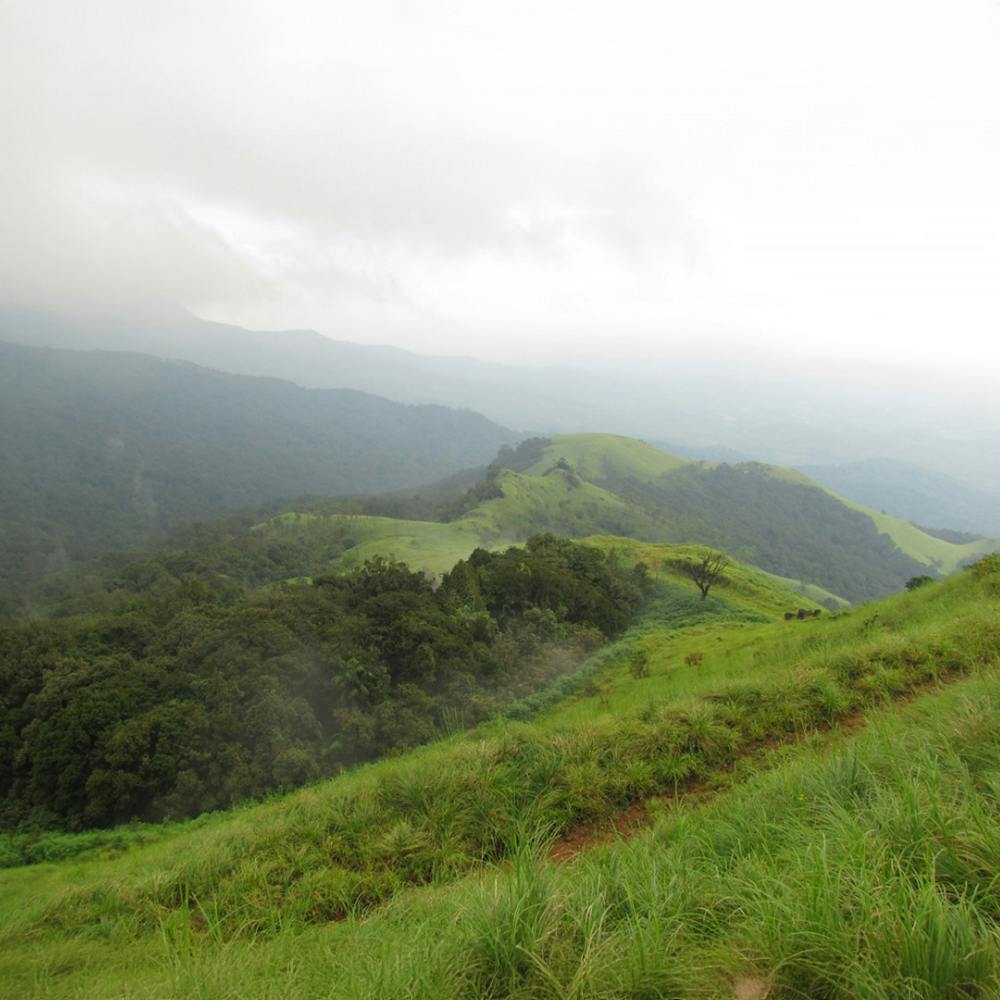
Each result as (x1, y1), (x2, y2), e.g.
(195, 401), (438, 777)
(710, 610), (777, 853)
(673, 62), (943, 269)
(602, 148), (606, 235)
(2, 0), (998, 370)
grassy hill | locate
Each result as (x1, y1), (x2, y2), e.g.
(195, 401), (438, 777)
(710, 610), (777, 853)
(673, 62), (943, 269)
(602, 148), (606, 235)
(32, 431), (993, 617)
(0, 340), (517, 599)
(232, 434), (997, 605)
(3, 546), (999, 999)
(522, 432), (690, 481)
(800, 457), (1000, 536)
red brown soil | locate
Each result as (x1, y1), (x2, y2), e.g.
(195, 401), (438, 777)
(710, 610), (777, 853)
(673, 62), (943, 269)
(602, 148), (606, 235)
(548, 801), (650, 862)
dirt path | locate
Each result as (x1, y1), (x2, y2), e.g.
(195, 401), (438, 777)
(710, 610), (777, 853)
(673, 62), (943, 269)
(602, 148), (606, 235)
(547, 678), (944, 863)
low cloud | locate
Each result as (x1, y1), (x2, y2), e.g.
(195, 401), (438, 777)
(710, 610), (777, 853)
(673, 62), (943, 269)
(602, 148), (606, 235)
(1, 0), (998, 370)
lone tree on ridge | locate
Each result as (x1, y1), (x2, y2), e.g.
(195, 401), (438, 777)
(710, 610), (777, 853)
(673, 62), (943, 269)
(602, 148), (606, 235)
(676, 550), (730, 600)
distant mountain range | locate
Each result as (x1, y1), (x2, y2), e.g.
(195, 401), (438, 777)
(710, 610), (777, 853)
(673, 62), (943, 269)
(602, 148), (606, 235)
(5, 306), (1000, 504)
(0, 340), (517, 594)
(33, 434), (999, 616)
(4, 306), (999, 607)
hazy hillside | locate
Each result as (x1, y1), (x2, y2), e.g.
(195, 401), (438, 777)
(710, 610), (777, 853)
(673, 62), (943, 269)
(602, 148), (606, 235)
(40, 433), (993, 613)
(7, 306), (1000, 497)
(0, 340), (517, 594)
(799, 458), (1000, 536)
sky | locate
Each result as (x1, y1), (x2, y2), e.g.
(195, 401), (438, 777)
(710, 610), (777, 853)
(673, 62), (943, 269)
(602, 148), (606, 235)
(2, 0), (999, 370)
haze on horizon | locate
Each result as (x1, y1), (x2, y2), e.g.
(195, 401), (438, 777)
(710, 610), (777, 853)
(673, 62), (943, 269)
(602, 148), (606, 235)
(2, 0), (999, 379)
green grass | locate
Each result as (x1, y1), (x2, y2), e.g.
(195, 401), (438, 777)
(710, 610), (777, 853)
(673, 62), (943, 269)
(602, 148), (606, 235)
(253, 473), (663, 580)
(820, 486), (1000, 574)
(254, 435), (1000, 598)
(4, 558), (1000, 998)
(582, 536), (828, 617)
(760, 569), (851, 608)
(4, 627), (1000, 997)
(304, 514), (484, 576)
(523, 433), (690, 481)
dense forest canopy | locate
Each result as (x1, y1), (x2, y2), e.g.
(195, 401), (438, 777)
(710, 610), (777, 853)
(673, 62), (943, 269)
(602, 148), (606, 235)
(0, 536), (649, 831)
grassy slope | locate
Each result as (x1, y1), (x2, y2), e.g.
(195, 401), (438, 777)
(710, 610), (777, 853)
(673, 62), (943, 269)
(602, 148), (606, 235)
(581, 535), (824, 618)
(4, 555), (1000, 999)
(252, 466), (666, 580)
(252, 434), (997, 601)
(824, 487), (1000, 573)
(760, 569), (851, 608)
(260, 511), (485, 577)
(523, 432), (690, 481)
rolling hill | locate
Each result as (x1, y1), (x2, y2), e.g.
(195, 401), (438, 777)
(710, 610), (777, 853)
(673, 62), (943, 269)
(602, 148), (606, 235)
(239, 434), (998, 604)
(0, 340), (517, 596)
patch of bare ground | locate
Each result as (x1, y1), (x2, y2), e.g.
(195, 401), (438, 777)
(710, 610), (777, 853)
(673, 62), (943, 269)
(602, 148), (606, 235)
(548, 802), (650, 863)
(732, 974), (772, 1000)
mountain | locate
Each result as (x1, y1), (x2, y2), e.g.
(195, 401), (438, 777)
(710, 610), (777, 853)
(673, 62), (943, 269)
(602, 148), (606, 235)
(0, 340), (517, 595)
(36, 433), (998, 617)
(246, 434), (994, 603)
(6, 305), (1000, 495)
(798, 458), (1000, 537)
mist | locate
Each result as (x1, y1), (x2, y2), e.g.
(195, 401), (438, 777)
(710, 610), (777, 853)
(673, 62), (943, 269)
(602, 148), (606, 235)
(2, 0), (999, 384)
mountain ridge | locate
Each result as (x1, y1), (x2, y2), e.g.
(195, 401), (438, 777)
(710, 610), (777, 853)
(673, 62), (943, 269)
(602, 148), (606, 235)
(7, 305), (1000, 499)
(59, 432), (987, 609)
(0, 339), (518, 597)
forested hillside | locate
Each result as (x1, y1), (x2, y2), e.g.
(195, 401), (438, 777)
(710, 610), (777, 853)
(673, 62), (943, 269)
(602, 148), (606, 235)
(601, 460), (927, 601)
(0, 536), (648, 830)
(0, 340), (517, 595)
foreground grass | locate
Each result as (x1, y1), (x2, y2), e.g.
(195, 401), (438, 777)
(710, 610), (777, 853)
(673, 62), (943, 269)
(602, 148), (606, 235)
(5, 655), (1000, 997)
(7, 573), (992, 940)
(3, 559), (1000, 998)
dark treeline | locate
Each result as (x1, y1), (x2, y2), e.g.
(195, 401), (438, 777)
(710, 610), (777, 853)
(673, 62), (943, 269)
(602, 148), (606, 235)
(0, 535), (648, 831)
